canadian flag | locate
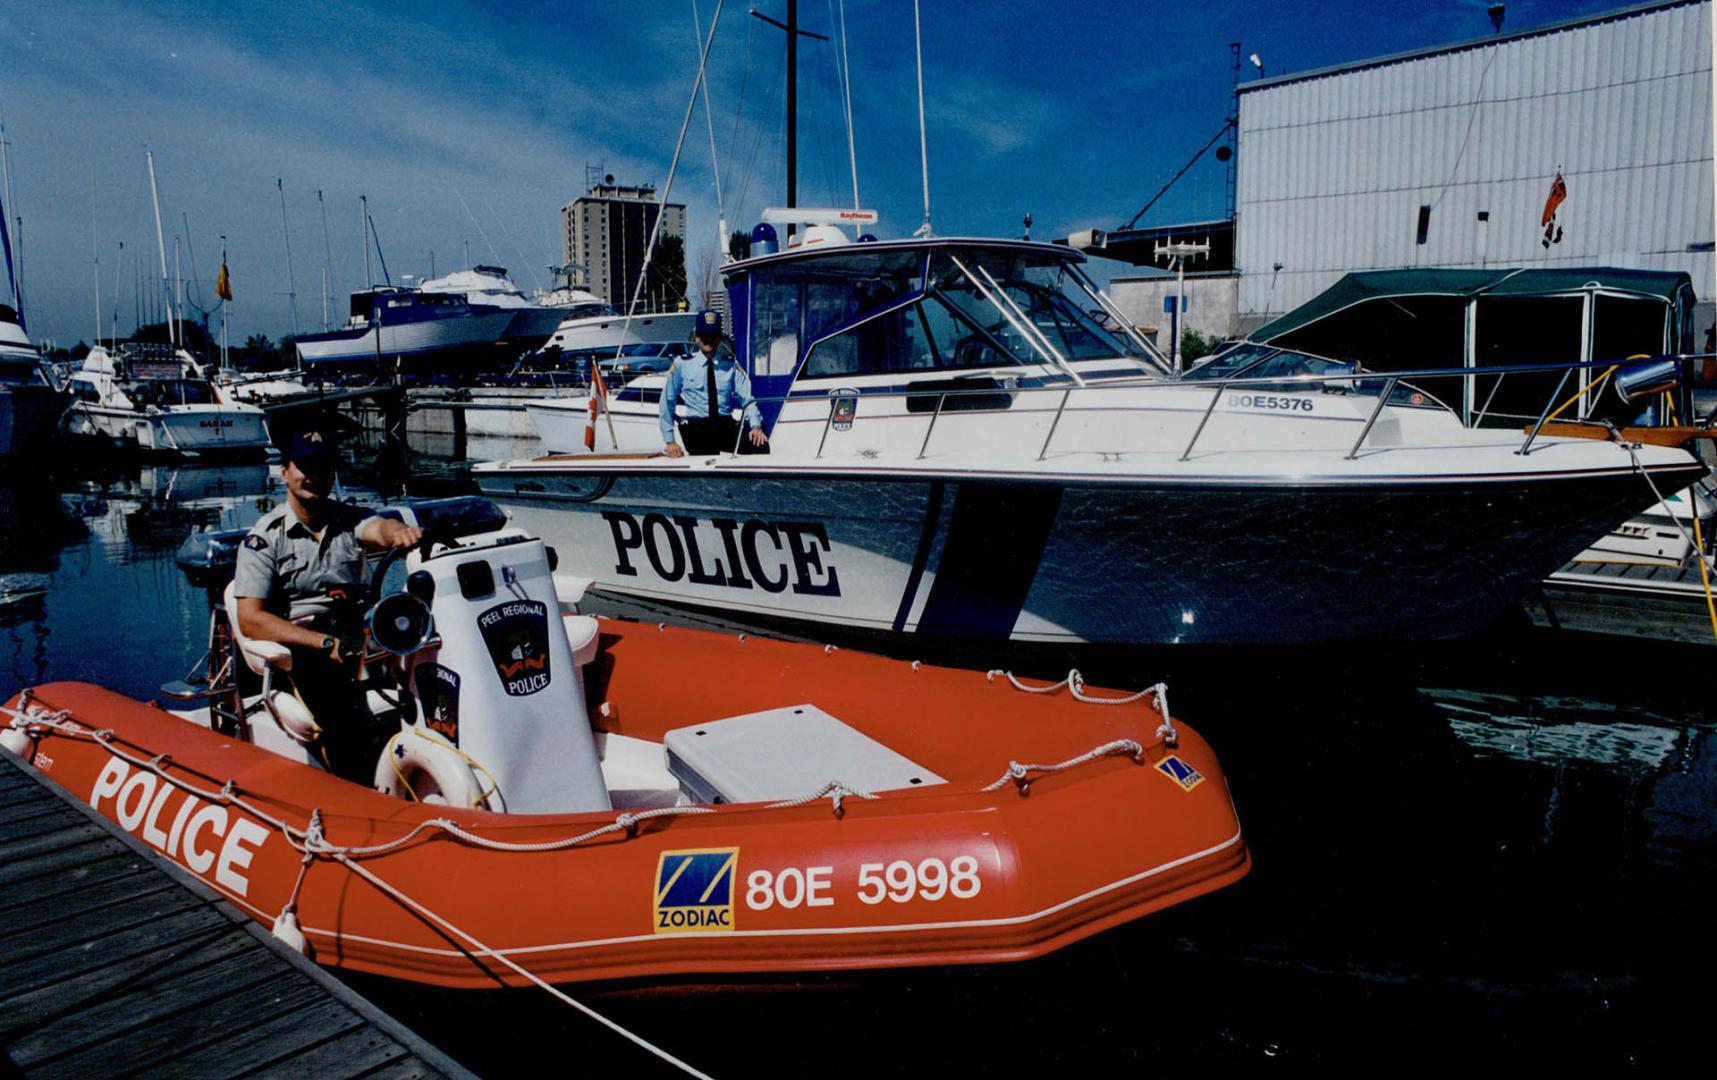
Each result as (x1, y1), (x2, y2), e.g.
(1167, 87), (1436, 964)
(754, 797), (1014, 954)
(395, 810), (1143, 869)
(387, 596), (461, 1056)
(584, 357), (610, 451)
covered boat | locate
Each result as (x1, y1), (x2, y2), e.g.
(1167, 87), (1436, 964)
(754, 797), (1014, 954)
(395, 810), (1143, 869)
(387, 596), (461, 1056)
(0, 498), (1247, 987)
(473, 224), (1708, 646)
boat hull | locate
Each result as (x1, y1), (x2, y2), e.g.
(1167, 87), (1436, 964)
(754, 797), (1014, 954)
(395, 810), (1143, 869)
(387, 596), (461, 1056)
(4, 625), (1248, 987)
(481, 463), (1707, 645)
(0, 385), (65, 456)
(61, 402), (271, 458)
(295, 311), (516, 367)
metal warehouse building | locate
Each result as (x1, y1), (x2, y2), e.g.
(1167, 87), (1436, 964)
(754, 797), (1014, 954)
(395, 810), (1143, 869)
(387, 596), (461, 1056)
(1234, 0), (1713, 334)
(1111, 0), (1715, 348)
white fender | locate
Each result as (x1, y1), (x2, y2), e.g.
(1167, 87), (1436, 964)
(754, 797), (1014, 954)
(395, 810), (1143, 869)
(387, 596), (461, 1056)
(1, 724), (33, 757)
(374, 725), (492, 810)
(267, 692), (320, 745)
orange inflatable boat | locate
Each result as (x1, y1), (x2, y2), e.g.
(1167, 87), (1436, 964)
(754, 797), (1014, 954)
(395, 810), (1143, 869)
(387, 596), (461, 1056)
(1, 500), (1247, 988)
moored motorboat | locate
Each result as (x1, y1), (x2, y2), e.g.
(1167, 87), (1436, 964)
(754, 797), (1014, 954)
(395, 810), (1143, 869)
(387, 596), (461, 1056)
(473, 224), (1708, 646)
(60, 344), (272, 458)
(0, 303), (66, 458)
(1, 498), (1248, 988)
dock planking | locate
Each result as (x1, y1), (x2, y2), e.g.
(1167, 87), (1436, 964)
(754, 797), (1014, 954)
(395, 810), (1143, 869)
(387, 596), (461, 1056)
(0, 750), (475, 1079)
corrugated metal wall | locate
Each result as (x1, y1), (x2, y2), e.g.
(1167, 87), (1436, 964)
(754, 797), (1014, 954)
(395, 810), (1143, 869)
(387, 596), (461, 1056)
(1234, 0), (1714, 330)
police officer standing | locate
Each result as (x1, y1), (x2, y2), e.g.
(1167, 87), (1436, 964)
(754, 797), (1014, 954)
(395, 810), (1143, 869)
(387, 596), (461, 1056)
(232, 430), (422, 780)
(660, 308), (770, 456)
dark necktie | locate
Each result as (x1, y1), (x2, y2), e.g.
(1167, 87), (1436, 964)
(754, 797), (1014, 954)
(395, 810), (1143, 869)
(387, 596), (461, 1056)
(706, 355), (718, 420)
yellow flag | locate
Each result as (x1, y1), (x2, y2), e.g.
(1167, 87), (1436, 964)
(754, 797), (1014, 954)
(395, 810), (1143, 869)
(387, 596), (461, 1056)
(216, 257), (233, 302)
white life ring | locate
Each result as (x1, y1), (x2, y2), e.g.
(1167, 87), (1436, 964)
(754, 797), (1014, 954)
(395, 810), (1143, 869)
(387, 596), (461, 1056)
(374, 725), (492, 810)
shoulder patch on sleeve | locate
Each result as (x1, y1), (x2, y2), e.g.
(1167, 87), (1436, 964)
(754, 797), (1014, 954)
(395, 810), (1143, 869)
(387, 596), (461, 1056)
(243, 534), (268, 551)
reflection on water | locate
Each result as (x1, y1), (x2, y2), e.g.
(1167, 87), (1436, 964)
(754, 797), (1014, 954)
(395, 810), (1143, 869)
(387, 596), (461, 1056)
(0, 438), (1712, 1070)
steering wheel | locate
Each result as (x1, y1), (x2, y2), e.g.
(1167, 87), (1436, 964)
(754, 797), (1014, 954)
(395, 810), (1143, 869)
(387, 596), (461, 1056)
(366, 524), (456, 606)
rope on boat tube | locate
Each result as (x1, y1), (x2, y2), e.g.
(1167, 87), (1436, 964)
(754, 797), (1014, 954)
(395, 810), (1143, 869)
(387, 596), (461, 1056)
(980, 738), (1146, 796)
(985, 668), (1178, 744)
(765, 779), (880, 817)
(329, 850), (715, 1080)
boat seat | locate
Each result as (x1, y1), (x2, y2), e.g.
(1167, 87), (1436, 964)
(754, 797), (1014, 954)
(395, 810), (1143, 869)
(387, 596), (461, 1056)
(223, 581), (319, 745)
(563, 614), (600, 667)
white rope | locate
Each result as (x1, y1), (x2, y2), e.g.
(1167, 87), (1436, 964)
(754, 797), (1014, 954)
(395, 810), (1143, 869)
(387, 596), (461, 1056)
(1620, 436), (1717, 575)
(611, 0), (725, 360)
(331, 853), (715, 1080)
(765, 779), (880, 817)
(983, 669), (1177, 745)
(980, 739), (1145, 794)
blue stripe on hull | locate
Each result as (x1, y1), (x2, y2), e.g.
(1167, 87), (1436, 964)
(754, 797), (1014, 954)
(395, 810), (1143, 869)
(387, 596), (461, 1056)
(915, 484), (1063, 639)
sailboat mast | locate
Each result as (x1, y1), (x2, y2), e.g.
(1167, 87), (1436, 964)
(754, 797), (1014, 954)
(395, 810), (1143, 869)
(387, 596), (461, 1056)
(0, 113), (22, 324)
(361, 195), (373, 290)
(318, 188), (332, 330)
(277, 178), (299, 337)
(91, 183), (102, 346)
(146, 149), (178, 348)
(786, 0), (797, 229)
(220, 234), (230, 370)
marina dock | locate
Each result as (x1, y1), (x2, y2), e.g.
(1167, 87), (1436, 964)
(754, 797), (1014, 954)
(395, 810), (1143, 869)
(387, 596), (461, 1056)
(1528, 558), (1717, 645)
(0, 749), (473, 1079)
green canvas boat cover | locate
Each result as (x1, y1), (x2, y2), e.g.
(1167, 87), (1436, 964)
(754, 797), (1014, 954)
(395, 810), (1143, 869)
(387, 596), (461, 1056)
(1252, 267), (1693, 343)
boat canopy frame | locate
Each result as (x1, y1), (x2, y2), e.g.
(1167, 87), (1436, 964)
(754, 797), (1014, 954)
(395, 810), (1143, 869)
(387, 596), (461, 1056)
(725, 238), (1168, 427)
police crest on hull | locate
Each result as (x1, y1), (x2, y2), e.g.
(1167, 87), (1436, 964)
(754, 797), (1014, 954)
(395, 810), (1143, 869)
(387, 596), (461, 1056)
(477, 600), (552, 696)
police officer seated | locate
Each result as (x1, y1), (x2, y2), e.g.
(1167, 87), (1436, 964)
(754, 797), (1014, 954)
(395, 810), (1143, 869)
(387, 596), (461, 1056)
(660, 308), (770, 457)
(232, 430), (423, 781)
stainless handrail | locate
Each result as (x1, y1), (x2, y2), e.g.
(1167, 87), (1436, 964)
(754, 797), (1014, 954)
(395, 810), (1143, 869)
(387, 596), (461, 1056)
(1038, 389), (1072, 461)
(1517, 367), (1573, 456)
(613, 353), (1695, 461)
(1345, 376), (1399, 460)
(1180, 382), (1226, 461)
(917, 393), (947, 460)
(815, 396), (838, 459)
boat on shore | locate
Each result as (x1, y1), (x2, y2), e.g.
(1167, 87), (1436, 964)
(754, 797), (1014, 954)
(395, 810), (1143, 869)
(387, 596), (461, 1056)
(0, 497), (1247, 987)
(472, 224), (1707, 647)
(59, 344), (272, 459)
(294, 286), (516, 372)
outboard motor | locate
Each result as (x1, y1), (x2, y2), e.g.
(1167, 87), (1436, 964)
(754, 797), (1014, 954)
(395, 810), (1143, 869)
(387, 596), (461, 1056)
(390, 508), (611, 815)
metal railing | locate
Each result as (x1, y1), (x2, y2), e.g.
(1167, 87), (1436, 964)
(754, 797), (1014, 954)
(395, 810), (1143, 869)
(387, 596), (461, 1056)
(773, 353), (1714, 462)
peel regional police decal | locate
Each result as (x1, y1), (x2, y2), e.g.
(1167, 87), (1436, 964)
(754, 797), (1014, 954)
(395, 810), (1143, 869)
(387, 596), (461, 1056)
(413, 663), (461, 745)
(478, 599), (552, 696)
(1155, 755), (1206, 793)
(654, 847), (739, 933)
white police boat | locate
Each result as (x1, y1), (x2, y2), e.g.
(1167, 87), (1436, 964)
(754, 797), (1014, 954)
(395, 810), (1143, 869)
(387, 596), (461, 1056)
(473, 220), (1708, 647)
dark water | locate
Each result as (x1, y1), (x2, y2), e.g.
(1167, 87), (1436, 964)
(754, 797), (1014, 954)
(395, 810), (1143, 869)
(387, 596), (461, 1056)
(3, 434), (1712, 1073)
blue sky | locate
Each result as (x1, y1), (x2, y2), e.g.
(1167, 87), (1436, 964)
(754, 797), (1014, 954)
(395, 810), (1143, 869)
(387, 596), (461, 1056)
(1, 0), (1631, 348)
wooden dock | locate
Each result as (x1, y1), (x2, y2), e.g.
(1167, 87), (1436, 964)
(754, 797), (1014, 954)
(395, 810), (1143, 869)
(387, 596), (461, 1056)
(1526, 558), (1717, 645)
(0, 749), (475, 1079)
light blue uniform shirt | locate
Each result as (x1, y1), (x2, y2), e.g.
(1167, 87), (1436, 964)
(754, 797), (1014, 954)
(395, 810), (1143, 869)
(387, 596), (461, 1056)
(659, 350), (764, 443)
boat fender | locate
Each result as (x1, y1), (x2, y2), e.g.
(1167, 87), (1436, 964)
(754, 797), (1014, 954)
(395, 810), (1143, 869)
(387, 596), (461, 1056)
(271, 908), (309, 956)
(1, 723), (32, 758)
(268, 691), (320, 745)
(374, 725), (491, 810)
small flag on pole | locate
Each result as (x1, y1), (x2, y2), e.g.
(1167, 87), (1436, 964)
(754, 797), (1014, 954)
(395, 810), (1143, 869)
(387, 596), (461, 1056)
(216, 255), (233, 301)
(584, 356), (610, 451)
(1540, 172), (1566, 248)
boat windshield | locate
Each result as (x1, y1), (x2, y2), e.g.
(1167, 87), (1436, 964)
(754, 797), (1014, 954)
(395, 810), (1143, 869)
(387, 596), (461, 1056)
(130, 379), (217, 406)
(768, 245), (1162, 382)
(0, 355), (49, 387)
(1181, 343), (1350, 382)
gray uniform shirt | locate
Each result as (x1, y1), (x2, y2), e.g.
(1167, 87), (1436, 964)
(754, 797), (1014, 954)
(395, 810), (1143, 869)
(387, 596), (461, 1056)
(233, 501), (377, 622)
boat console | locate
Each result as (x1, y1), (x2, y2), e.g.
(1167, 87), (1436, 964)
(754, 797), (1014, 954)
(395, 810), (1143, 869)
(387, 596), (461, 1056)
(172, 496), (610, 814)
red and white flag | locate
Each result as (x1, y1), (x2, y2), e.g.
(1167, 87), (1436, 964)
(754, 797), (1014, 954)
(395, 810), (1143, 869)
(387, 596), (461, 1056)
(584, 357), (610, 451)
